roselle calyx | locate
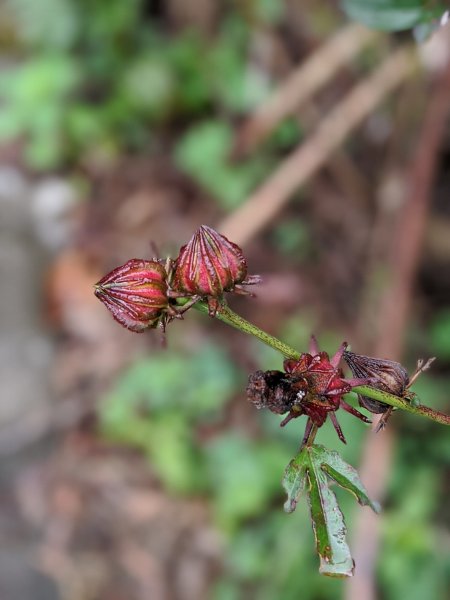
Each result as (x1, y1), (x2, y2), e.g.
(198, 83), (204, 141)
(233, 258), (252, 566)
(247, 337), (370, 444)
(172, 225), (260, 315)
(343, 351), (409, 414)
(94, 259), (170, 332)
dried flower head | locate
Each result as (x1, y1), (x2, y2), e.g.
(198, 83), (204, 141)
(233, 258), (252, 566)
(172, 225), (260, 314)
(247, 336), (371, 444)
(94, 259), (170, 332)
(343, 351), (409, 414)
(247, 370), (300, 415)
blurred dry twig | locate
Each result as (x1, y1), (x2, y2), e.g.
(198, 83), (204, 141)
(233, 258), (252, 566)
(235, 23), (382, 155)
(220, 47), (417, 246)
(347, 60), (450, 600)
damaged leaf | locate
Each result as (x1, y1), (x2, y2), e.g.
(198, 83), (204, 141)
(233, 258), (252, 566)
(282, 444), (379, 577)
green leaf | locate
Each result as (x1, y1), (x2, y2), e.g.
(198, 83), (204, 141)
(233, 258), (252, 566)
(320, 447), (381, 513)
(308, 460), (354, 577)
(282, 447), (309, 514)
(282, 444), (379, 577)
(341, 0), (446, 32)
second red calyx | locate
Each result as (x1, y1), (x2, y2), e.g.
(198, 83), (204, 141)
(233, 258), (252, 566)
(94, 225), (261, 330)
(172, 225), (261, 315)
(247, 336), (371, 444)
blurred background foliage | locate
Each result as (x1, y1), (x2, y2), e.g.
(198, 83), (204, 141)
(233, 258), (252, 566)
(98, 321), (450, 599)
(0, 0), (284, 194)
(1, 1), (450, 599)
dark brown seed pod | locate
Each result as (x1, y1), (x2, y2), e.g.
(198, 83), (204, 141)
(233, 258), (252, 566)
(344, 350), (409, 414)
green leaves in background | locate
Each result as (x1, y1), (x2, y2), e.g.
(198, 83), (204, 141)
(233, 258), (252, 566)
(271, 219), (310, 259)
(102, 344), (238, 418)
(5, 0), (80, 49)
(122, 56), (177, 119)
(0, 55), (81, 169)
(341, 0), (447, 32)
(100, 342), (290, 526)
(207, 434), (287, 528)
(429, 309), (450, 361)
(381, 468), (449, 600)
(174, 120), (271, 209)
(283, 444), (379, 577)
(100, 344), (240, 493)
(99, 339), (291, 522)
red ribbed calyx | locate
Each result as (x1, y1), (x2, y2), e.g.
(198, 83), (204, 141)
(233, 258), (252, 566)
(94, 259), (169, 332)
(172, 225), (260, 313)
(247, 336), (371, 444)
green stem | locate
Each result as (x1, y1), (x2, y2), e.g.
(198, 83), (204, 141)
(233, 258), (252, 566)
(351, 385), (450, 426)
(217, 303), (302, 360)
(305, 424), (319, 447)
(183, 298), (450, 427)
(190, 299), (301, 360)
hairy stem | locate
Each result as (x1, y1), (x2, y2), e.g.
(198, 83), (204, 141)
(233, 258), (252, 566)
(189, 299), (301, 359)
(351, 386), (450, 426)
(184, 298), (450, 427)
(305, 423), (319, 447)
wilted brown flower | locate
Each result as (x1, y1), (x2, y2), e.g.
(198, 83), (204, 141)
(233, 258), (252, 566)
(343, 351), (409, 414)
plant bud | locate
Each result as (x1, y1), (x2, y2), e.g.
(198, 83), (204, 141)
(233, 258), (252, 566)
(247, 339), (371, 444)
(94, 259), (169, 332)
(284, 352), (353, 399)
(173, 225), (259, 298)
(343, 350), (409, 413)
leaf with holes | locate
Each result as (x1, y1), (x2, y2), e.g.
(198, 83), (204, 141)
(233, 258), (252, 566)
(282, 444), (379, 577)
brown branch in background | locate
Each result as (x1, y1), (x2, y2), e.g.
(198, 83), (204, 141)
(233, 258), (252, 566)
(234, 24), (382, 156)
(374, 75), (450, 359)
(299, 103), (371, 208)
(346, 63), (450, 600)
(219, 47), (417, 247)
